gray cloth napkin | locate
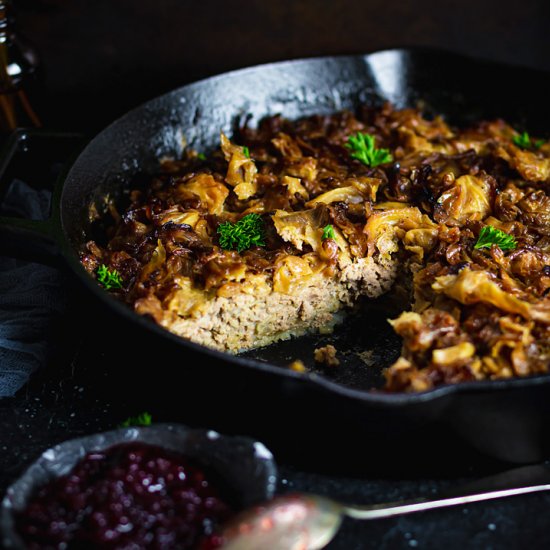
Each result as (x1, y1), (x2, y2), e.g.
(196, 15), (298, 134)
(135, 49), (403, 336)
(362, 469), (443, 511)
(0, 180), (65, 397)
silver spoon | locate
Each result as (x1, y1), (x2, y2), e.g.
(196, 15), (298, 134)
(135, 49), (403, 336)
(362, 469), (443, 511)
(220, 463), (550, 549)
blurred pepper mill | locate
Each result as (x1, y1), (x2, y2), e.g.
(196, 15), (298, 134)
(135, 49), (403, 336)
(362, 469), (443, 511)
(0, 0), (40, 132)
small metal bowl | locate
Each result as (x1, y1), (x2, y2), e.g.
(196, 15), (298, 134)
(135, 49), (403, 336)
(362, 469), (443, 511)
(1, 423), (278, 549)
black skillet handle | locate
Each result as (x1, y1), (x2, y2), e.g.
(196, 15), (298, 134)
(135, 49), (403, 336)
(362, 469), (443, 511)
(0, 129), (84, 266)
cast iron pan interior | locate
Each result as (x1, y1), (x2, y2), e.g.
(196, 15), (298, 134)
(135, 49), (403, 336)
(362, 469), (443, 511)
(59, 47), (550, 405)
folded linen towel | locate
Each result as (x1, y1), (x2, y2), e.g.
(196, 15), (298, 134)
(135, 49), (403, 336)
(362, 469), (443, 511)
(0, 180), (65, 397)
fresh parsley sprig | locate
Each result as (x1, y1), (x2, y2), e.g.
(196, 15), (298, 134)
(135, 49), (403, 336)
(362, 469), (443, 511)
(512, 131), (545, 151)
(242, 146), (250, 158)
(346, 132), (393, 167)
(119, 412), (152, 428)
(96, 264), (123, 290)
(217, 213), (265, 253)
(474, 226), (517, 252)
(322, 224), (335, 240)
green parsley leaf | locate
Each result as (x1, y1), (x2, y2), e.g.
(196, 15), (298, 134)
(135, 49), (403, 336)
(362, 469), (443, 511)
(96, 264), (123, 290)
(512, 131), (545, 150)
(217, 213), (265, 253)
(474, 225), (517, 252)
(242, 146), (250, 158)
(512, 131), (530, 149)
(119, 412), (152, 428)
(197, 152), (206, 160)
(322, 224), (335, 240)
(345, 132), (393, 167)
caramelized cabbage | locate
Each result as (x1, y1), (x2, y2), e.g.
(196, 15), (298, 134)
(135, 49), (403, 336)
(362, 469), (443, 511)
(432, 269), (550, 324)
(498, 146), (550, 182)
(139, 240), (166, 282)
(178, 174), (229, 215)
(272, 207), (327, 252)
(157, 209), (201, 229)
(435, 174), (492, 225)
(306, 186), (364, 206)
(220, 133), (258, 200)
(281, 175), (309, 203)
(164, 276), (210, 317)
(273, 255), (313, 294)
(272, 133), (303, 159)
(364, 207), (436, 257)
(432, 342), (476, 367)
(286, 157), (318, 181)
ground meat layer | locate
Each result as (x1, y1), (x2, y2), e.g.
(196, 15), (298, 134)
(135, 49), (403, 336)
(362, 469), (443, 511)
(156, 255), (396, 352)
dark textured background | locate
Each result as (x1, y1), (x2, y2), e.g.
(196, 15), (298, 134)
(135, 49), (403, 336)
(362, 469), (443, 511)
(3, 2), (550, 548)
(13, 0), (550, 132)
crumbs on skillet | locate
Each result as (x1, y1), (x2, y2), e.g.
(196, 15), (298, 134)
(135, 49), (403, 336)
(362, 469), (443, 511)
(314, 344), (340, 367)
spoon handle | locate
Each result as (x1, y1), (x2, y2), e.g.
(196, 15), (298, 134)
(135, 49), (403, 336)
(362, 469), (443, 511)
(344, 464), (550, 520)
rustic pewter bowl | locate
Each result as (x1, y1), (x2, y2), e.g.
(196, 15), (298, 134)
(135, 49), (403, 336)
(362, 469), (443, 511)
(1, 423), (278, 548)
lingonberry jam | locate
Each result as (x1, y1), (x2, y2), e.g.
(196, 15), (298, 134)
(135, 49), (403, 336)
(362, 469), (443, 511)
(15, 442), (233, 549)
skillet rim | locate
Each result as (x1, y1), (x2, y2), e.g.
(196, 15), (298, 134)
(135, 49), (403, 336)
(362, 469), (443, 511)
(60, 46), (550, 407)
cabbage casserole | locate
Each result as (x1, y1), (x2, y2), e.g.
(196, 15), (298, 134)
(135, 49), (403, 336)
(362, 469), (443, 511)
(81, 103), (550, 392)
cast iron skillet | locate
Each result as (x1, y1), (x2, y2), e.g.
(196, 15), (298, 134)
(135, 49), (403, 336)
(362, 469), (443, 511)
(1, 47), (550, 466)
